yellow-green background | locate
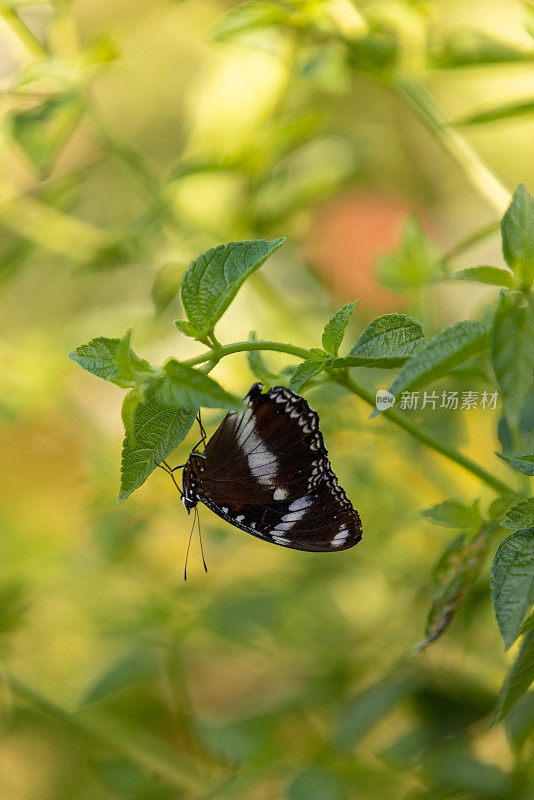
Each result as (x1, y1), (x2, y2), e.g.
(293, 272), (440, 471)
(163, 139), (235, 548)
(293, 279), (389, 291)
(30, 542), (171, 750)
(1, 1), (534, 798)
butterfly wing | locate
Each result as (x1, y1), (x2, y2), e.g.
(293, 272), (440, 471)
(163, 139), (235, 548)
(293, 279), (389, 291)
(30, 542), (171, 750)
(196, 383), (362, 552)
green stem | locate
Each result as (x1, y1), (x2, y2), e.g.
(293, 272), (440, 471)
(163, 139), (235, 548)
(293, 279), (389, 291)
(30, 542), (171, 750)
(395, 77), (511, 214)
(0, 4), (46, 57)
(336, 372), (513, 495)
(182, 339), (312, 367)
(183, 339), (512, 494)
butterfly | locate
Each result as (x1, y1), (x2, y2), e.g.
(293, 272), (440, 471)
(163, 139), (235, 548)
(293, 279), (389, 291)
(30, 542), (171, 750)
(167, 382), (362, 554)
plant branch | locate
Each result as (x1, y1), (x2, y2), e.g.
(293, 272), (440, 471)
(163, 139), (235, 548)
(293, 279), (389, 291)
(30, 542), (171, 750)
(0, 4), (46, 57)
(182, 339), (313, 366)
(335, 372), (513, 495)
(182, 339), (513, 494)
(395, 77), (511, 215)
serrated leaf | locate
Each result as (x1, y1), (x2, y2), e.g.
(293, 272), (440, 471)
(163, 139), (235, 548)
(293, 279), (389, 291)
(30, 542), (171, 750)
(157, 360), (241, 410)
(174, 320), (198, 339)
(378, 216), (442, 290)
(496, 452), (534, 476)
(70, 335), (153, 389)
(115, 330), (153, 388)
(491, 294), (534, 426)
(491, 529), (534, 650)
(380, 321), (489, 414)
(288, 359), (326, 392)
(121, 390), (140, 444)
(421, 500), (481, 529)
(348, 313), (425, 366)
(10, 92), (84, 177)
(247, 332), (279, 384)
(321, 300), (358, 356)
(494, 630), (534, 723)
(417, 529), (489, 651)
(454, 266), (513, 287)
(501, 499), (534, 531)
(178, 238), (285, 338)
(119, 380), (198, 502)
(501, 184), (534, 289)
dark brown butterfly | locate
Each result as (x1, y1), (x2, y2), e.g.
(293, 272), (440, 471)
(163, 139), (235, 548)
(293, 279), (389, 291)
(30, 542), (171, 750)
(175, 383), (362, 553)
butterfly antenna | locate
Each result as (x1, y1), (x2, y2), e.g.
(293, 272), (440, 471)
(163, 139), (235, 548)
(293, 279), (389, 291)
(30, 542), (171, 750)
(197, 509), (208, 573)
(197, 411), (207, 446)
(184, 508), (196, 582)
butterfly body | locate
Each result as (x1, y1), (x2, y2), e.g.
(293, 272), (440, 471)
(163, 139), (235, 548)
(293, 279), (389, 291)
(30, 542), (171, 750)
(181, 383), (362, 552)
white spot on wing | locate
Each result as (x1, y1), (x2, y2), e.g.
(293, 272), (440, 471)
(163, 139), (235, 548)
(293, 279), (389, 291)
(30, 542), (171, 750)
(331, 525), (350, 547)
(288, 496), (313, 512)
(273, 488), (288, 501)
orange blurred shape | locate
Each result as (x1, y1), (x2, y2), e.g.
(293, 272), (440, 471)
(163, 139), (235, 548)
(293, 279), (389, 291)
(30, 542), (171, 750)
(306, 191), (417, 311)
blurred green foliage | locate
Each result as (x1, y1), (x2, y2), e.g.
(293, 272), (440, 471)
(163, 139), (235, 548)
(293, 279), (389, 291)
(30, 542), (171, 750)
(2, 0), (534, 798)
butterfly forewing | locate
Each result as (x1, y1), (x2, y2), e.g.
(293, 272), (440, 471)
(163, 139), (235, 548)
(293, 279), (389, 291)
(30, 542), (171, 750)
(186, 383), (362, 552)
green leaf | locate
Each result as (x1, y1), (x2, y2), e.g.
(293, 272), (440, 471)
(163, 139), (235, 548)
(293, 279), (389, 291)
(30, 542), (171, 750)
(287, 768), (345, 800)
(491, 529), (534, 649)
(288, 359), (326, 392)
(501, 499), (534, 531)
(321, 300), (358, 357)
(212, 1), (293, 41)
(334, 673), (417, 749)
(0, 580), (29, 636)
(119, 380), (198, 502)
(90, 758), (160, 799)
(69, 335), (153, 389)
(505, 692), (534, 755)
(455, 99), (534, 127)
(115, 330), (153, 388)
(501, 184), (534, 288)
(421, 500), (481, 529)
(152, 260), (183, 312)
(491, 294), (534, 425)
(178, 238), (285, 338)
(417, 529), (489, 651)
(496, 452), (534, 476)
(174, 320), (198, 339)
(10, 92), (84, 177)
(157, 361), (242, 410)
(431, 29), (534, 69)
(378, 216), (441, 291)
(247, 332), (279, 384)
(121, 390), (140, 444)
(84, 651), (156, 705)
(382, 321), (489, 413)
(494, 630), (534, 723)
(454, 266), (513, 287)
(347, 313), (425, 366)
